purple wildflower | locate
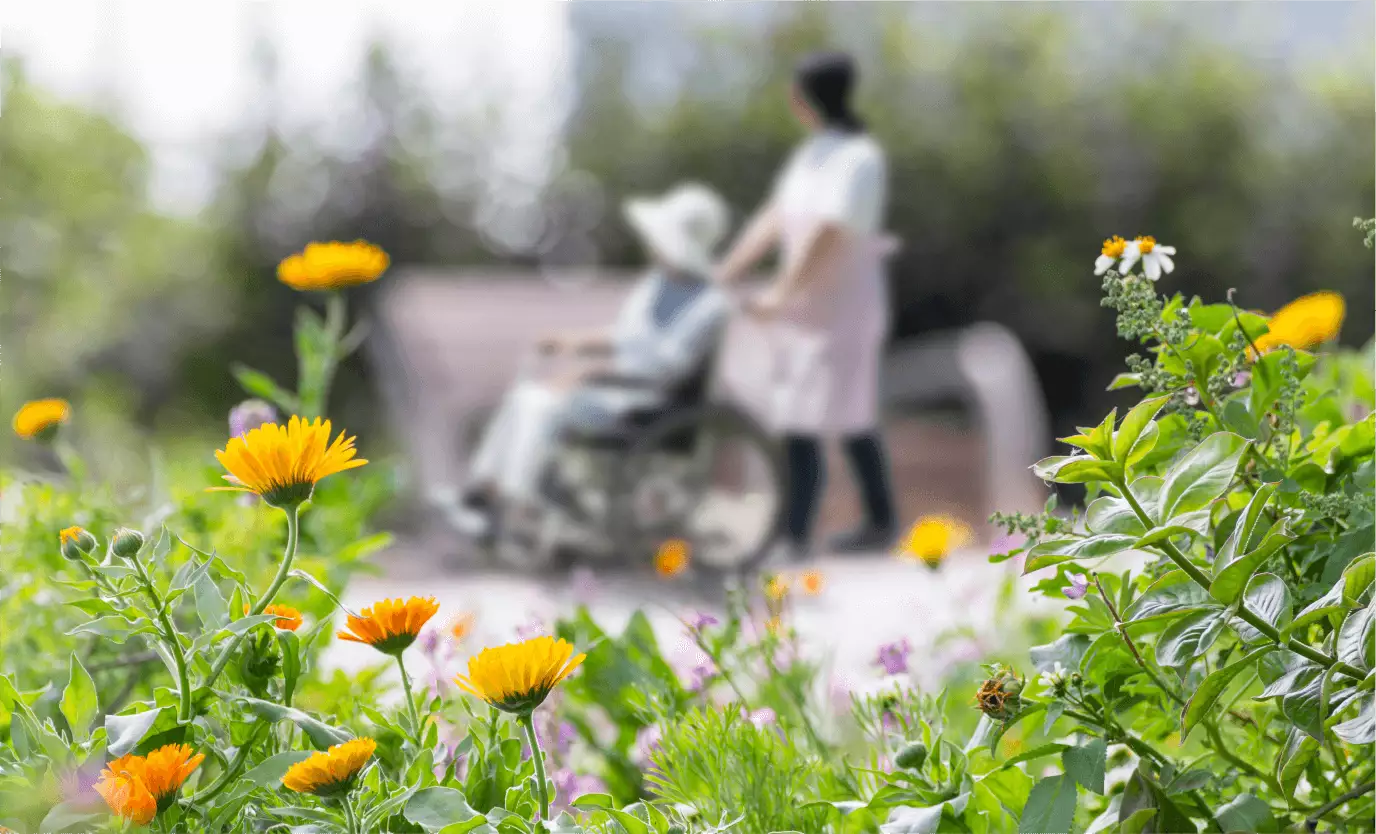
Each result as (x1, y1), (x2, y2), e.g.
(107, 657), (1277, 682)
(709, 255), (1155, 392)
(516, 618), (547, 640)
(229, 399), (278, 438)
(556, 721), (578, 757)
(687, 611), (719, 632)
(633, 725), (662, 766)
(1233, 370), (1252, 388)
(1063, 573), (1090, 600)
(875, 639), (913, 675)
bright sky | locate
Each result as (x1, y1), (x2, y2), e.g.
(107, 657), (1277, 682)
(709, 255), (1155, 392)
(2, 1), (572, 213)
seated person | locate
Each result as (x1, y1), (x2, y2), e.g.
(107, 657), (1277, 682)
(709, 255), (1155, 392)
(449, 182), (733, 539)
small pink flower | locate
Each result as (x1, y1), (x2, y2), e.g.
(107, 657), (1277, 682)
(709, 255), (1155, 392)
(633, 725), (662, 765)
(875, 639), (913, 675)
(1063, 573), (1090, 600)
(744, 707), (776, 728)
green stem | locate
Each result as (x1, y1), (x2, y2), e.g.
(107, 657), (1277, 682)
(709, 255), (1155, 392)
(520, 713), (551, 821)
(1306, 782), (1375, 831)
(186, 720), (267, 805)
(1152, 323), (1224, 428)
(397, 654), (421, 742)
(205, 505), (301, 691)
(129, 550), (193, 722)
(1116, 480), (1364, 681)
(342, 798), (360, 834)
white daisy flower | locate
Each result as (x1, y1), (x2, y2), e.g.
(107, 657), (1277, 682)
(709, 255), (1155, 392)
(1037, 662), (1069, 691)
(1119, 236), (1177, 281)
(1094, 236), (1129, 275)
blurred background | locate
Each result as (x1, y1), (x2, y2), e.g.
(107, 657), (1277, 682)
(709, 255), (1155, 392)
(4, 0), (1373, 547)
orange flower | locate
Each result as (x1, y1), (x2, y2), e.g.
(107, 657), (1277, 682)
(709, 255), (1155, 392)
(282, 738), (377, 796)
(800, 570), (825, 596)
(277, 240), (389, 291)
(212, 415), (367, 508)
(655, 539), (690, 578)
(336, 596), (439, 655)
(447, 612), (475, 645)
(1249, 291), (1346, 358)
(13, 398), (70, 440)
(245, 603), (303, 631)
(94, 744), (204, 825)
(455, 636), (586, 714)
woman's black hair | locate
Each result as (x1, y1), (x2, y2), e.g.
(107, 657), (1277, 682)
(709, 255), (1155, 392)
(794, 50), (864, 133)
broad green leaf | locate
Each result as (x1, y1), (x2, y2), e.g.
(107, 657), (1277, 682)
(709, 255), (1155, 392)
(1337, 605), (1374, 671)
(1229, 573), (1292, 643)
(882, 795), (969, 833)
(232, 363), (302, 414)
(60, 653), (98, 738)
(1053, 457), (1123, 484)
(1211, 483), (1276, 576)
(1134, 524), (1205, 549)
(1291, 579), (1351, 633)
(1085, 496), (1147, 536)
(405, 787), (484, 831)
(1211, 520), (1294, 605)
(1017, 775), (1076, 834)
(67, 616), (156, 644)
(1159, 432), (1248, 520)
(1215, 793), (1278, 833)
(1332, 694), (1374, 744)
(106, 707), (163, 757)
(1031, 455), (1074, 481)
(235, 696), (351, 749)
(1280, 669), (1325, 740)
(195, 574), (230, 631)
(243, 751), (313, 787)
(1061, 739), (1106, 794)
(1113, 395), (1172, 464)
(996, 743), (1069, 769)
(1276, 727), (1320, 799)
(1343, 553), (1376, 603)
(38, 803), (106, 833)
(1022, 534), (1137, 573)
(970, 766), (1032, 834)
(1029, 634), (1090, 673)
(1107, 373), (1141, 391)
(1155, 608), (1225, 669)
(569, 794), (614, 809)
(1182, 646), (1274, 740)
(1124, 570), (1215, 623)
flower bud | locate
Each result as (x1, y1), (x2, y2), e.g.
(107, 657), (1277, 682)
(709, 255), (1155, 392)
(111, 527), (145, 560)
(895, 741), (928, 770)
(976, 664), (1025, 722)
(59, 526), (96, 560)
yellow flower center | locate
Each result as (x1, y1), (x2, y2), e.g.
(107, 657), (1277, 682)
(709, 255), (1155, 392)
(1100, 236), (1127, 258)
(1135, 236), (1157, 254)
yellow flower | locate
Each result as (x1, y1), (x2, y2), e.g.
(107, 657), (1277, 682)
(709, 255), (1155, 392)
(800, 570), (825, 596)
(455, 635), (586, 714)
(765, 573), (790, 601)
(282, 737), (376, 796)
(13, 398), (70, 440)
(1250, 291), (1345, 358)
(246, 603), (303, 631)
(655, 539), (690, 578)
(1094, 236), (1127, 275)
(765, 615), (783, 636)
(897, 515), (974, 569)
(212, 415), (367, 508)
(59, 526), (96, 560)
(94, 744), (204, 825)
(278, 240), (389, 291)
(336, 597), (439, 656)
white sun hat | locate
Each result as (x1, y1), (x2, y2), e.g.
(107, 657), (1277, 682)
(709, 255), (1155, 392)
(622, 182), (730, 275)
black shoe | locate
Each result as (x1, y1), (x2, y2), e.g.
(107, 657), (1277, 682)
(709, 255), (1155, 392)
(827, 525), (897, 554)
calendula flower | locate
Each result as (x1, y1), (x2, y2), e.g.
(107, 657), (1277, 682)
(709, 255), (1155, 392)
(1118, 236), (1176, 281)
(281, 738), (377, 796)
(246, 603), (303, 631)
(454, 635), (586, 714)
(1250, 291), (1345, 357)
(212, 415), (367, 508)
(59, 526), (96, 560)
(277, 240), (390, 291)
(13, 398), (70, 440)
(655, 539), (690, 578)
(897, 515), (973, 569)
(800, 569), (825, 596)
(336, 596), (439, 655)
(1094, 236), (1128, 276)
(94, 744), (204, 825)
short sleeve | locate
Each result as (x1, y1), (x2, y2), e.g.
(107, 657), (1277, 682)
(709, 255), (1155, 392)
(812, 142), (886, 233)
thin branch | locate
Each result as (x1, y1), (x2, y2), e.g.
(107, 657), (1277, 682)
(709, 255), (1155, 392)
(1305, 782), (1375, 831)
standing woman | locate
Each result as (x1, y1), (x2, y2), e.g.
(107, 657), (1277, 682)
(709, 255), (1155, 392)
(716, 50), (898, 558)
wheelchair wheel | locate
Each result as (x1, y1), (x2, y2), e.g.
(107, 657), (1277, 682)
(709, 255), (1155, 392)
(611, 404), (785, 577)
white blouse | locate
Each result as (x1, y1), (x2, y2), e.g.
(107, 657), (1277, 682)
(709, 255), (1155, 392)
(772, 129), (887, 236)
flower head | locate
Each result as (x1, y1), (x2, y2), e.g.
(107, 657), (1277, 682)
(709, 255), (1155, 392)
(975, 664), (1025, 721)
(59, 526), (97, 561)
(1250, 291), (1345, 357)
(336, 596), (439, 655)
(94, 744), (204, 824)
(800, 569), (825, 596)
(765, 573), (790, 601)
(875, 638), (913, 675)
(247, 603), (303, 631)
(1094, 236), (1128, 276)
(1038, 662), (1071, 693)
(1063, 573), (1090, 600)
(686, 611), (719, 632)
(277, 240), (389, 291)
(212, 415), (367, 508)
(1119, 236), (1177, 281)
(897, 515), (973, 569)
(455, 635), (586, 714)
(229, 399), (278, 438)
(13, 398), (70, 441)
(282, 738), (376, 796)
(655, 539), (690, 578)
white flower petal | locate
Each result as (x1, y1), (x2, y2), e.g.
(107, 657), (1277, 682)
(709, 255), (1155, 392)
(1094, 255), (1114, 275)
(1144, 255), (1162, 281)
(1158, 252), (1175, 274)
(1159, 245), (1176, 255)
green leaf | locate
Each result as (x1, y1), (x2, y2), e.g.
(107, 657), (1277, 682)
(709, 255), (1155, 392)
(1231, 572), (1293, 642)
(243, 751), (313, 787)
(1338, 606), (1374, 671)
(405, 787), (483, 831)
(1182, 646), (1274, 740)
(1156, 608), (1225, 669)
(1215, 793), (1278, 833)
(60, 653), (98, 739)
(1022, 534), (1138, 573)
(1113, 395), (1172, 464)
(279, 630), (302, 706)
(1053, 457), (1123, 484)
(106, 707), (163, 757)
(1291, 579), (1352, 633)
(996, 743), (1069, 769)
(1125, 570), (1216, 623)
(195, 574), (230, 631)
(1107, 373), (1141, 391)
(67, 616), (156, 644)
(569, 793), (614, 809)
(1085, 496), (1148, 536)
(38, 802), (106, 833)
(1061, 739), (1106, 795)
(1029, 634), (1091, 673)
(1209, 483), (1278, 599)
(1211, 520), (1293, 606)
(1250, 349), (1317, 420)
(1159, 432), (1249, 520)
(231, 363), (302, 414)
(1017, 775), (1076, 834)
(1343, 553), (1376, 603)
(1134, 524), (1206, 549)
(235, 696), (352, 749)
(1276, 727), (1320, 799)
(882, 796), (969, 833)
(1332, 694), (1374, 744)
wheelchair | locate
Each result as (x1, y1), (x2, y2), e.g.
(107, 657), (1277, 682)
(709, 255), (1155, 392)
(463, 347), (786, 579)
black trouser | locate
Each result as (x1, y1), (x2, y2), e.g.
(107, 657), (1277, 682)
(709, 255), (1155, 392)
(782, 431), (896, 548)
